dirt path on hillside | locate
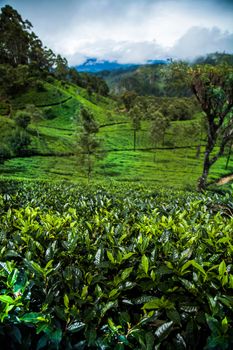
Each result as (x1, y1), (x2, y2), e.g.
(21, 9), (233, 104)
(217, 174), (233, 185)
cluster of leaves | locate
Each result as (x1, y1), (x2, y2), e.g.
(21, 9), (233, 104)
(120, 93), (199, 122)
(0, 180), (232, 349)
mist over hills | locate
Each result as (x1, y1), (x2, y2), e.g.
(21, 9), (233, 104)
(76, 57), (168, 73)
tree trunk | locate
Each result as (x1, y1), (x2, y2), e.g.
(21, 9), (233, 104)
(197, 163), (210, 191)
(197, 143), (212, 191)
(225, 140), (232, 170)
(87, 153), (91, 182)
(196, 145), (201, 159)
(133, 130), (136, 151)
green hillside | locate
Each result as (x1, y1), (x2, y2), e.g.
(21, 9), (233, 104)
(0, 78), (231, 190)
(0, 5), (232, 190)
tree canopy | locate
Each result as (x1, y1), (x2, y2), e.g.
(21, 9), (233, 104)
(189, 64), (233, 190)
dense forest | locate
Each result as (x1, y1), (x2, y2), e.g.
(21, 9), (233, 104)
(0, 4), (233, 350)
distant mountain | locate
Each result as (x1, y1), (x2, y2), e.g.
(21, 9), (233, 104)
(96, 62), (191, 97)
(76, 58), (168, 73)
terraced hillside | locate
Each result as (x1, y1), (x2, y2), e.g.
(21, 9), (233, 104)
(0, 79), (232, 189)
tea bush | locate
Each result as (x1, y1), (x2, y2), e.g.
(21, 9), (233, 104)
(0, 180), (232, 349)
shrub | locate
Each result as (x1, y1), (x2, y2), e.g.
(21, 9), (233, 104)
(0, 182), (232, 349)
(14, 110), (31, 129)
(35, 80), (46, 92)
(43, 107), (57, 120)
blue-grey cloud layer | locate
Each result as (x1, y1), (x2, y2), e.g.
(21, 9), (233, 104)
(1, 0), (233, 63)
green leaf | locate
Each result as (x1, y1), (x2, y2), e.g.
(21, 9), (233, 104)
(173, 333), (186, 350)
(181, 260), (206, 276)
(205, 314), (221, 335)
(122, 252), (135, 261)
(107, 250), (115, 264)
(36, 335), (48, 350)
(64, 294), (69, 309)
(0, 295), (14, 304)
(7, 269), (19, 287)
(81, 285), (88, 299)
(30, 261), (45, 275)
(121, 267), (133, 281)
(143, 298), (160, 310)
(222, 316), (228, 334)
(145, 331), (154, 350)
(94, 247), (103, 266)
(51, 328), (62, 345)
(118, 335), (129, 345)
(218, 295), (233, 310)
(67, 321), (85, 333)
(101, 301), (118, 317)
(166, 309), (181, 325)
(154, 321), (173, 341)
(179, 278), (197, 294)
(218, 260), (226, 277)
(13, 269), (28, 293)
(109, 289), (119, 299)
(20, 313), (46, 324)
(142, 255), (149, 274)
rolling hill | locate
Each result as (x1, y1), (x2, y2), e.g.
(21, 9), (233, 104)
(0, 77), (231, 190)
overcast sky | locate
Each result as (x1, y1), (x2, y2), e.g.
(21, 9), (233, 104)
(1, 0), (233, 64)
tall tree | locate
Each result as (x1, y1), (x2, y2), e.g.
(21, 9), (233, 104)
(0, 5), (32, 66)
(149, 109), (170, 161)
(76, 108), (101, 180)
(190, 64), (233, 190)
(54, 55), (69, 81)
(0, 5), (55, 73)
(129, 105), (142, 151)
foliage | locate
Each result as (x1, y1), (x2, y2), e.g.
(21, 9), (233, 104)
(189, 64), (233, 190)
(0, 5), (55, 71)
(43, 107), (57, 120)
(0, 116), (31, 162)
(101, 62), (194, 97)
(14, 110), (31, 129)
(194, 53), (233, 66)
(76, 108), (102, 179)
(149, 110), (170, 146)
(128, 104), (142, 151)
(0, 180), (232, 349)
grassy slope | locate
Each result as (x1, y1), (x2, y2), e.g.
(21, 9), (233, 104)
(0, 80), (232, 189)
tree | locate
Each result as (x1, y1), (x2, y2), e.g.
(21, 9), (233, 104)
(121, 91), (138, 111)
(167, 98), (194, 121)
(0, 112), (31, 163)
(161, 61), (192, 97)
(54, 55), (69, 81)
(129, 105), (142, 151)
(0, 5), (32, 66)
(14, 110), (31, 129)
(76, 108), (101, 180)
(0, 5), (55, 75)
(190, 64), (233, 190)
(149, 110), (170, 161)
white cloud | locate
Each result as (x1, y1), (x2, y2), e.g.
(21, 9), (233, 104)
(170, 26), (233, 59)
(66, 26), (233, 65)
(66, 39), (166, 65)
(1, 0), (233, 64)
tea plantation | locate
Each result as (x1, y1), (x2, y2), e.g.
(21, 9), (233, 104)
(0, 180), (232, 349)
